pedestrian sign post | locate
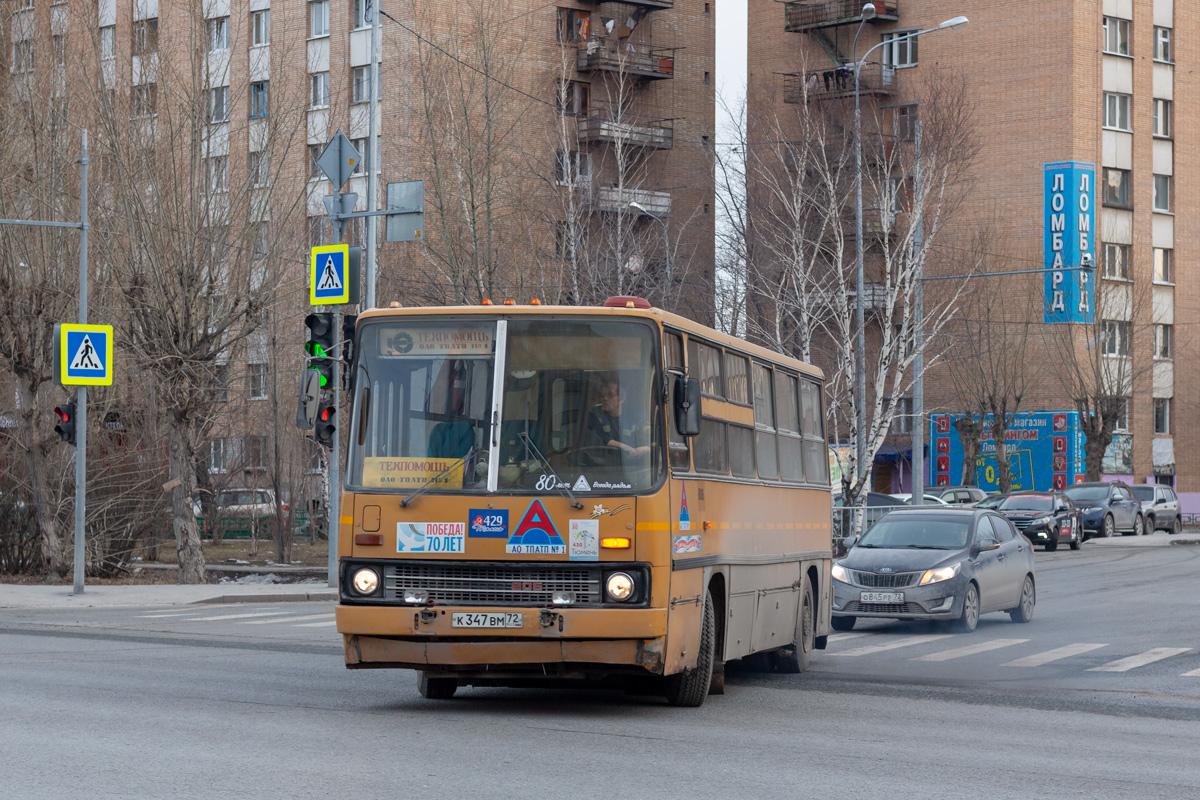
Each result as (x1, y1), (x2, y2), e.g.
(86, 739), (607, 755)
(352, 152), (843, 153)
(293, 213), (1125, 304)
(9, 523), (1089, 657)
(310, 244), (361, 305)
(54, 323), (114, 386)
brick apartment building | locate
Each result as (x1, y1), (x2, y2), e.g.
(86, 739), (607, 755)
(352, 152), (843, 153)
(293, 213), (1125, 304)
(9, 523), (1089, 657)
(748, 0), (1197, 507)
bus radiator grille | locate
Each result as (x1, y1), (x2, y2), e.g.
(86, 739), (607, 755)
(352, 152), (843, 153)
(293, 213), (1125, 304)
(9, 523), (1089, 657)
(384, 563), (603, 605)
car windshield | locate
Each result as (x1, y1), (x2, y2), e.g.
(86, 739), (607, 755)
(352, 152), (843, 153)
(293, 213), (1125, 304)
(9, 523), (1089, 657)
(1064, 486), (1109, 502)
(347, 317), (663, 494)
(1130, 486), (1154, 502)
(998, 495), (1053, 512)
(856, 516), (970, 549)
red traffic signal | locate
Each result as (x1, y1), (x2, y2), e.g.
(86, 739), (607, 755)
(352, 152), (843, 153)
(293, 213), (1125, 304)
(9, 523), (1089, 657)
(54, 400), (78, 446)
(315, 402), (336, 449)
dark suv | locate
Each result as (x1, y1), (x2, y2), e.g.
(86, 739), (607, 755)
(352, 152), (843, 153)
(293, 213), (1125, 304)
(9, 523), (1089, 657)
(1062, 482), (1144, 538)
(990, 491), (1084, 551)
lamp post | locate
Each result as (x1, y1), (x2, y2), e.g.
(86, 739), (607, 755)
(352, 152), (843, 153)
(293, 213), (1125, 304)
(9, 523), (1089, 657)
(629, 201), (671, 298)
(851, 11), (967, 504)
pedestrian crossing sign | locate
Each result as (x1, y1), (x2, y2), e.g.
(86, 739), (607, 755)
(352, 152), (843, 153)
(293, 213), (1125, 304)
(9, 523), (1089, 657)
(54, 323), (114, 386)
(310, 244), (351, 305)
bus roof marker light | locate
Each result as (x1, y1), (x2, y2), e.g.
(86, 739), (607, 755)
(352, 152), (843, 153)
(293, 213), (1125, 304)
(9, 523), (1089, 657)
(603, 295), (652, 308)
(504, 299), (515, 305)
(530, 298), (541, 305)
(482, 299), (492, 305)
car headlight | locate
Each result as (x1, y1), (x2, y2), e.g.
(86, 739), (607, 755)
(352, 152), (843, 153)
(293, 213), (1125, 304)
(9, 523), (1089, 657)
(606, 572), (635, 602)
(351, 567), (380, 595)
(1083, 506), (1102, 514)
(919, 562), (961, 586)
(831, 563), (849, 583)
(1031, 516), (1053, 527)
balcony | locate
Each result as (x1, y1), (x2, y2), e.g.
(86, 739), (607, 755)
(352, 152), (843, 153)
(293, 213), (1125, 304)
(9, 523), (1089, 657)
(577, 39), (675, 80)
(596, 186), (672, 217)
(782, 61), (896, 103)
(784, 0), (899, 33)
(577, 111), (673, 149)
(577, 0), (673, 7)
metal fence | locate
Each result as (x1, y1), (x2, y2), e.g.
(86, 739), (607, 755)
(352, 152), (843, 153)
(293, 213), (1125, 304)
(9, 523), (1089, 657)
(831, 504), (913, 556)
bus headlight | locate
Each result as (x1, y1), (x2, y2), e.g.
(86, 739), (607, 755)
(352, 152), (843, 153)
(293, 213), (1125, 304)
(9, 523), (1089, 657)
(606, 572), (635, 602)
(352, 567), (380, 595)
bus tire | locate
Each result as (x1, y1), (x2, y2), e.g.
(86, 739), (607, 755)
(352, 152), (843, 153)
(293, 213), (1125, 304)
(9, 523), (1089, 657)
(418, 672), (458, 700)
(777, 578), (814, 674)
(665, 590), (715, 707)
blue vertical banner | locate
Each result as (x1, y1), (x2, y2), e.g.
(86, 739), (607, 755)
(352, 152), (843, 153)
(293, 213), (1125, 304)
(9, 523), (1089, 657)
(1043, 162), (1095, 324)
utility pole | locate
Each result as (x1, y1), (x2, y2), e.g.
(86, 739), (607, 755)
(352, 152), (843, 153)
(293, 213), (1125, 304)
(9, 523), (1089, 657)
(365, 0), (382, 310)
(911, 118), (925, 504)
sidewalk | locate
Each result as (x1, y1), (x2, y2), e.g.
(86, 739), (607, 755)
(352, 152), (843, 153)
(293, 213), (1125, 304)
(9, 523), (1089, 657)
(0, 582), (337, 610)
(1084, 530), (1200, 547)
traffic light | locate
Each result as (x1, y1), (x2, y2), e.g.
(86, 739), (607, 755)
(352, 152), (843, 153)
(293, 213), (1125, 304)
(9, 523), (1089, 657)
(315, 402), (336, 449)
(305, 312), (336, 389)
(54, 399), (77, 446)
(341, 314), (357, 364)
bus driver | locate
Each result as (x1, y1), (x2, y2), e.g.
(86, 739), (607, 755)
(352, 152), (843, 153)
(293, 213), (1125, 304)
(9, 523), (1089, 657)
(585, 377), (649, 457)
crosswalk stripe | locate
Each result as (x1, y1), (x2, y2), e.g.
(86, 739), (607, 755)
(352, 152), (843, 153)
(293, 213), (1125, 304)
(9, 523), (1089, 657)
(293, 620), (338, 628)
(1182, 668), (1200, 677)
(1087, 647), (1192, 672)
(1002, 643), (1108, 667)
(184, 611), (294, 622)
(239, 613), (334, 625)
(827, 632), (872, 643)
(914, 638), (1029, 662)
(825, 634), (952, 657)
(138, 612), (195, 618)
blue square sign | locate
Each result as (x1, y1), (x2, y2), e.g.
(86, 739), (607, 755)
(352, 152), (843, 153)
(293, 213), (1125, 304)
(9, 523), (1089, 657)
(468, 509), (509, 538)
(56, 324), (114, 386)
(310, 244), (350, 304)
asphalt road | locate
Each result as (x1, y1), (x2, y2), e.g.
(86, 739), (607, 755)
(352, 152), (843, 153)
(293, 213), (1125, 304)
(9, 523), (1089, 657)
(3, 542), (1199, 799)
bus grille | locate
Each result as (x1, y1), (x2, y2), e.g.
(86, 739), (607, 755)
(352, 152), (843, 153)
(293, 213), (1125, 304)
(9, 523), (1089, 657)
(847, 570), (920, 588)
(384, 563), (603, 605)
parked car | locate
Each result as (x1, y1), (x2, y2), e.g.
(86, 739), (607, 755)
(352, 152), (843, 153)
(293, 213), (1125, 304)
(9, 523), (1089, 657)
(833, 492), (904, 508)
(216, 488), (285, 518)
(890, 493), (950, 506)
(933, 486), (989, 506)
(1061, 481), (1144, 538)
(990, 491), (1083, 551)
(831, 508), (1036, 633)
(1130, 485), (1182, 535)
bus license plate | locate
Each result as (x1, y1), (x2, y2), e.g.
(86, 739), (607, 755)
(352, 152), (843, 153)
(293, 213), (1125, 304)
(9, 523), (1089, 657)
(451, 612), (523, 628)
(860, 592), (903, 603)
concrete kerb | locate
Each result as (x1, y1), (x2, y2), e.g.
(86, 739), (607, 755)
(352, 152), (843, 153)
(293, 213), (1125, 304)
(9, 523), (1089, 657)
(0, 583), (337, 610)
(1085, 531), (1200, 547)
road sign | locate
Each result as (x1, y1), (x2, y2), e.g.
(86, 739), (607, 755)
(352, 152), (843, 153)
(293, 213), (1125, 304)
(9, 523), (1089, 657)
(317, 131), (362, 190)
(54, 323), (114, 386)
(311, 244), (351, 304)
(322, 192), (358, 240)
(385, 180), (425, 242)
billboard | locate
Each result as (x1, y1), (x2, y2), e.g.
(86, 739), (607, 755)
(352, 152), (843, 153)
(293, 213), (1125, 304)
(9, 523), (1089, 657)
(1043, 162), (1095, 324)
(930, 411), (1085, 492)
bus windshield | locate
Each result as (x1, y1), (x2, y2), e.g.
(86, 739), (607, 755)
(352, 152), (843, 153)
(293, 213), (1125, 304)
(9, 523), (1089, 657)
(347, 316), (663, 495)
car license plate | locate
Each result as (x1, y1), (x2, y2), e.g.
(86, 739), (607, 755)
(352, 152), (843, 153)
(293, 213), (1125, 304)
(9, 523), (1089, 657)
(451, 612), (523, 628)
(860, 592), (904, 603)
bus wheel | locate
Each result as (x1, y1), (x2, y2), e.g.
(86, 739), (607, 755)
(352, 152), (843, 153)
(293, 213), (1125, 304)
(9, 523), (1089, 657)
(777, 579), (814, 674)
(418, 672), (458, 700)
(665, 590), (716, 707)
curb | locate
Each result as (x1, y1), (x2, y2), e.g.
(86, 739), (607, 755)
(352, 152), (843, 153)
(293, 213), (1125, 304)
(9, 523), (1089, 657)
(193, 590), (338, 605)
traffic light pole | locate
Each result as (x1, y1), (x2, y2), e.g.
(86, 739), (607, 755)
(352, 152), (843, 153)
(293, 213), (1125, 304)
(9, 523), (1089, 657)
(74, 131), (89, 595)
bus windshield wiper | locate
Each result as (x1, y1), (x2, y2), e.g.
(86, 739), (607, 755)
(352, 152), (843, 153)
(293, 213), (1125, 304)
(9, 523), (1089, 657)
(400, 445), (476, 508)
(519, 431), (583, 510)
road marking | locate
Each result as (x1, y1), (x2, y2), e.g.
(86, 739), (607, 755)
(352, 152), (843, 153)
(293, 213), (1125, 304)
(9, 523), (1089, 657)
(1001, 643), (1108, 667)
(825, 634), (952, 657)
(914, 638), (1029, 662)
(184, 611), (294, 622)
(1182, 668), (1200, 677)
(827, 632), (872, 643)
(239, 613), (334, 625)
(138, 612), (196, 618)
(293, 620), (338, 628)
(1087, 647), (1192, 672)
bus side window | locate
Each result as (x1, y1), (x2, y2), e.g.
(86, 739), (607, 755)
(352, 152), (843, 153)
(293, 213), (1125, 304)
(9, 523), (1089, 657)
(776, 373), (804, 482)
(666, 331), (690, 471)
(801, 379), (828, 484)
(752, 363), (778, 480)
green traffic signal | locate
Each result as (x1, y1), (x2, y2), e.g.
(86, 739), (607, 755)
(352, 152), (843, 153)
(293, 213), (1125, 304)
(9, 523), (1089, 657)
(305, 342), (330, 359)
(307, 361), (333, 388)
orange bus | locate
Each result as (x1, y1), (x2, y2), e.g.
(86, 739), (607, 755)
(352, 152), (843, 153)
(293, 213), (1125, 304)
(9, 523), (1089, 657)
(334, 297), (833, 705)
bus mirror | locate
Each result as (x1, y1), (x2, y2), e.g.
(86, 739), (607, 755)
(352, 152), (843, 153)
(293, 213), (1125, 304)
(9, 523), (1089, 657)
(674, 377), (702, 437)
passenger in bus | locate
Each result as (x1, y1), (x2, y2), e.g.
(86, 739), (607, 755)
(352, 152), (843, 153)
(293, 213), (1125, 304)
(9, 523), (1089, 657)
(428, 367), (476, 458)
(585, 377), (649, 457)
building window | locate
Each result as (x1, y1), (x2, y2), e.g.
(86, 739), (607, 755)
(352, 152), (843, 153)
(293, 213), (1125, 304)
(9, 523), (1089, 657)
(132, 83), (157, 117)
(310, 72), (330, 109)
(889, 396), (914, 435)
(555, 150), (592, 185)
(208, 440), (227, 473)
(213, 365), (230, 402)
(557, 80), (590, 116)
(1154, 324), (1172, 359)
(1103, 93), (1130, 131)
(1101, 242), (1129, 280)
(249, 363), (269, 400)
(310, 0), (330, 37)
(51, 35), (66, 66)
(1153, 248), (1172, 283)
(896, 104), (918, 141)
(251, 222), (270, 260)
(10, 40), (33, 74)
(1153, 174), (1172, 212)
(1112, 398), (1130, 432)
(1154, 398), (1171, 435)
(210, 86), (230, 123)
(208, 17), (229, 52)
(309, 215), (331, 248)
(250, 80), (269, 118)
(244, 436), (267, 470)
(352, 66), (378, 103)
(248, 150), (269, 188)
(100, 26), (116, 59)
(354, 0), (370, 29)
(205, 155), (228, 194)
(1155, 27), (1172, 62)
(1102, 168), (1131, 208)
(882, 30), (919, 68)
(557, 8), (589, 43)
(133, 18), (159, 56)
(1103, 16), (1129, 56)
(555, 221), (582, 260)
(309, 144), (323, 179)
(252, 10), (270, 46)
(1152, 98), (1172, 138)
(1101, 319), (1130, 357)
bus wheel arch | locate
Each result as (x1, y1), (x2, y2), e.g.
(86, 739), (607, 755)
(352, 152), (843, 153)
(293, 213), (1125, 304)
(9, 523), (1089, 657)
(706, 569), (727, 695)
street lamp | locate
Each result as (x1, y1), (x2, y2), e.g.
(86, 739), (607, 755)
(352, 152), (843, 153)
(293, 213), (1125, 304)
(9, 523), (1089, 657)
(851, 10), (967, 504)
(629, 200), (671, 296)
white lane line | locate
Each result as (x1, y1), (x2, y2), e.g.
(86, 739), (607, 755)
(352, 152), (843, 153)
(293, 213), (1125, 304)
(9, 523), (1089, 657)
(293, 620), (338, 628)
(825, 634), (952, 657)
(138, 612), (197, 618)
(827, 632), (873, 643)
(239, 614), (334, 625)
(1087, 647), (1192, 672)
(1002, 643), (1108, 668)
(913, 638), (1029, 662)
(184, 611), (294, 622)
(1182, 668), (1200, 677)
